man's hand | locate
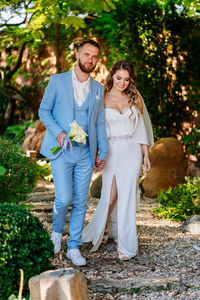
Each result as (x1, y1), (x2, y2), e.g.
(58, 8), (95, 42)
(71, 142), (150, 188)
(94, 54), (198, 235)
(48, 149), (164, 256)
(95, 156), (106, 172)
(57, 131), (67, 147)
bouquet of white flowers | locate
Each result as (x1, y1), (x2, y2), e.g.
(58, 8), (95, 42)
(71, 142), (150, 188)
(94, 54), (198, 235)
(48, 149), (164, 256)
(51, 120), (88, 155)
(68, 120), (88, 144)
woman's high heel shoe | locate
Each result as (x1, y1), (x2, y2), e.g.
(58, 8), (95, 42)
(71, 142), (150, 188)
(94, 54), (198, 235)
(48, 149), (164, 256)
(102, 229), (109, 244)
(117, 243), (129, 261)
(118, 251), (129, 261)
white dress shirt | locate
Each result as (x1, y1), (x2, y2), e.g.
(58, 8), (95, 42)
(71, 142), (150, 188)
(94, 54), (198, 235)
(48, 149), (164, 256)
(72, 68), (90, 107)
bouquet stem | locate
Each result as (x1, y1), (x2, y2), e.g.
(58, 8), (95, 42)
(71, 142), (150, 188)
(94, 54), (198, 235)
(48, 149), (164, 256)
(51, 145), (61, 155)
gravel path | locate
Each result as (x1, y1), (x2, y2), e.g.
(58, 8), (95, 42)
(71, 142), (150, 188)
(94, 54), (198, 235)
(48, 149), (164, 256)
(27, 179), (200, 299)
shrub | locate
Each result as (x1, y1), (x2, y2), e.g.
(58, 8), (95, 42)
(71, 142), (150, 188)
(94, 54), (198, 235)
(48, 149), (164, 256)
(153, 177), (200, 222)
(3, 122), (36, 143)
(36, 159), (53, 181)
(181, 123), (200, 160)
(0, 138), (37, 203)
(0, 204), (54, 299)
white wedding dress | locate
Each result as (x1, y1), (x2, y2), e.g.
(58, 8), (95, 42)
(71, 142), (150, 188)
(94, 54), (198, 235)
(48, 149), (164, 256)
(82, 105), (150, 259)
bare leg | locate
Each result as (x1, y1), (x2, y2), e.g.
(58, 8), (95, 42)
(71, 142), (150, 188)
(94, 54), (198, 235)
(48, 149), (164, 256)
(102, 175), (117, 243)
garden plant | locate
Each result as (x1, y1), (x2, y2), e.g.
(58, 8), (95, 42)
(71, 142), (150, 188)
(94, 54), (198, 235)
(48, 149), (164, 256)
(0, 138), (37, 203)
(0, 203), (54, 299)
(153, 177), (200, 222)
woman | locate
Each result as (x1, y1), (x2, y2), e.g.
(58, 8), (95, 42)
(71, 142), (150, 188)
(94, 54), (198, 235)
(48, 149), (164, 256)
(82, 61), (154, 260)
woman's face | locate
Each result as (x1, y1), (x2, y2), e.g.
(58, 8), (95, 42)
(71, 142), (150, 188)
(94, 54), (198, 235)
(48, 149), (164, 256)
(112, 69), (130, 92)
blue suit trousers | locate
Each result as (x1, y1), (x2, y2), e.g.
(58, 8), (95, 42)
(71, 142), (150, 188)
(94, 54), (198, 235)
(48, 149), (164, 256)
(50, 144), (93, 249)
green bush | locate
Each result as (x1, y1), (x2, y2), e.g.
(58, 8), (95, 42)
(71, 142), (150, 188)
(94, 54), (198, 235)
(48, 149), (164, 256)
(36, 159), (53, 181)
(0, 138), (37, 203)
(0, 204), (54, 299)
(153, 177), (200, 222)
(3, 122), (36, 143)
(181, 123), (200, 160)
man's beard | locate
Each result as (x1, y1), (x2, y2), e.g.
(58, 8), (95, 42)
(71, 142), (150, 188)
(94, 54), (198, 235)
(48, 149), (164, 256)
(78, 59), (96, 73)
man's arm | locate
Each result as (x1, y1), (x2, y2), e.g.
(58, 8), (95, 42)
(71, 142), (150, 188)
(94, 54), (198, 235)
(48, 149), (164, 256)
(39, 76), (64, 140)
(96, 95), (108, 162)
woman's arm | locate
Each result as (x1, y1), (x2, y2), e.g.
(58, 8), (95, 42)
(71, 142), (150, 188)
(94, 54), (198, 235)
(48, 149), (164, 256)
(141, 144), (151, 173)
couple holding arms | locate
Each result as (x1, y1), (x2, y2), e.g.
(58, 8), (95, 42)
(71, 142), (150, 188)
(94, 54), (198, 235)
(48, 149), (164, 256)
(39, 40), (154, 266)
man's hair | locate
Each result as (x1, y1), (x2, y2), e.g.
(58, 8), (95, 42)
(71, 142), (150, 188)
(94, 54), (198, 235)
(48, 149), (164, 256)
(77, 40), (100, 52)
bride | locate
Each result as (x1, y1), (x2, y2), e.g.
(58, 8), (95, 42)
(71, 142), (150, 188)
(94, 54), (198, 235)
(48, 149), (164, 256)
(82, 61), (154, 260)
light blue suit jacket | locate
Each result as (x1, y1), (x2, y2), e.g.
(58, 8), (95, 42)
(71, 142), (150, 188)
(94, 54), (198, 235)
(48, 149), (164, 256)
(39, 70), (108, 165)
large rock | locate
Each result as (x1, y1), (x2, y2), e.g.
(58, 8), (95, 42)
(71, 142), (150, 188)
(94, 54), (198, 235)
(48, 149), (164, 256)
(23, 119), (46, 155)
(180, 215), (200, 234)
(90, 174), (102, 198)
(143, 137), (187, 197)
(29, 268), (89, 300)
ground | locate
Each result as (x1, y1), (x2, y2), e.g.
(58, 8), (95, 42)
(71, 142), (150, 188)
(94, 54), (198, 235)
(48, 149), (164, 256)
(27, 179), (200, 299)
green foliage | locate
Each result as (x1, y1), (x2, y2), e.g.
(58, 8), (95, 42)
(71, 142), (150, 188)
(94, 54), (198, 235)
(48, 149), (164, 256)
(0, 138), (37, 203)
(0, 0), (114, 131)
(91, 0), (200, 140)
(8, 293), (27, 300)
(36, 159), (53, 181)
(181, 123), (200, 159)
(153, 177), (200, 221)
(3, 121), (36, 143)
(0, 203), (54, 299)
(0, 166), (6, 175)
(0, 94), (8, 130)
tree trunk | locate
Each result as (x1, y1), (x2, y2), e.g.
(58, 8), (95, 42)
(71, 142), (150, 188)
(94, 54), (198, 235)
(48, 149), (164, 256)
(3, 98), (16, 131)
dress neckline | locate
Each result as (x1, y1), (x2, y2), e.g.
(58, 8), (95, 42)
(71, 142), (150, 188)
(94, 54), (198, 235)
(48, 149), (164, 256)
(105, 107), (130, 116)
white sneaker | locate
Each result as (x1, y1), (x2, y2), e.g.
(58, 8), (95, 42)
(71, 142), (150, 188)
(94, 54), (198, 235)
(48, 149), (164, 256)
(66, 248), (86, 266)
(51, 231), (62, 253)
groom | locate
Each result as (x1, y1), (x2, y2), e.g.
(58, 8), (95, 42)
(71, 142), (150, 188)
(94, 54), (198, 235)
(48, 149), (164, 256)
(39, 40), (108, 266)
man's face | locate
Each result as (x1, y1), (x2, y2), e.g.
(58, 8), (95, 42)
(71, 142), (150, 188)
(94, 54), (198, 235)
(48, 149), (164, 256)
(76, 43), (99, 73)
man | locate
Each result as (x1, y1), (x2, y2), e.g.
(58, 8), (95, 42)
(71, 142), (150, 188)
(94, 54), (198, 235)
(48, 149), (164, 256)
(39, 40), (108, 266)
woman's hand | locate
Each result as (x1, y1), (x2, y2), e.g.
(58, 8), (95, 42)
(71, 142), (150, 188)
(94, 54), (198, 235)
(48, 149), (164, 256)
(95, 154), (106, 172)
(143, 155), (151, 173)
(141, 144), (151, 173)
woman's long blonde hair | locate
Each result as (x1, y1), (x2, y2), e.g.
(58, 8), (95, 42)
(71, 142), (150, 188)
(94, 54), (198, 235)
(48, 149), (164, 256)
(104, 61), (143, 114)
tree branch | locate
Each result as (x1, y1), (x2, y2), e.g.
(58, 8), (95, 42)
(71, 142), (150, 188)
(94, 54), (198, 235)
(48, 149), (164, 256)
(6, 42), (26, 81)
(0, 87), (13, 101)
(6, 84), (28, 102)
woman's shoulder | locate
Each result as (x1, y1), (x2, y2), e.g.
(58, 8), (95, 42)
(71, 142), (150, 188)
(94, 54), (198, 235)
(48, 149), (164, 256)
(131, 105), (141, 117)
(104, 92), (113, 107)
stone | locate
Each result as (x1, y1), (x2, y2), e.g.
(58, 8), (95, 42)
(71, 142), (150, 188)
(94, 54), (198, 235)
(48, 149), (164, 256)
(30, 203), (53, 212)
(186, 160), (200, 177)
(88, 276), (182, 294)
(29, 268), (89, 300)
(90, 174), (102, 198)
(193, 244), (200, 251)
(23, 119), (46, 156)
(180, 215), (200, 234)
(142, 137), (187, 197)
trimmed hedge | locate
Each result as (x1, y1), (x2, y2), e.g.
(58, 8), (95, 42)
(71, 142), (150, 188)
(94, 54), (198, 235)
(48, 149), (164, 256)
(0, 138), (37, 203)
(0, 204), (54, 298)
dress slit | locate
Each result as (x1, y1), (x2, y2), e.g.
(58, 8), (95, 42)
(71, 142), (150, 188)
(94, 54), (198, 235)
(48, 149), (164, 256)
(106, 174), (118, 237)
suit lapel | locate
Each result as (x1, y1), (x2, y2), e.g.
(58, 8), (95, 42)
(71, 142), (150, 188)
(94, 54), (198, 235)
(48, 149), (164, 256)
(88, 78), (97, 117)
(63, 70), (75, 120)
